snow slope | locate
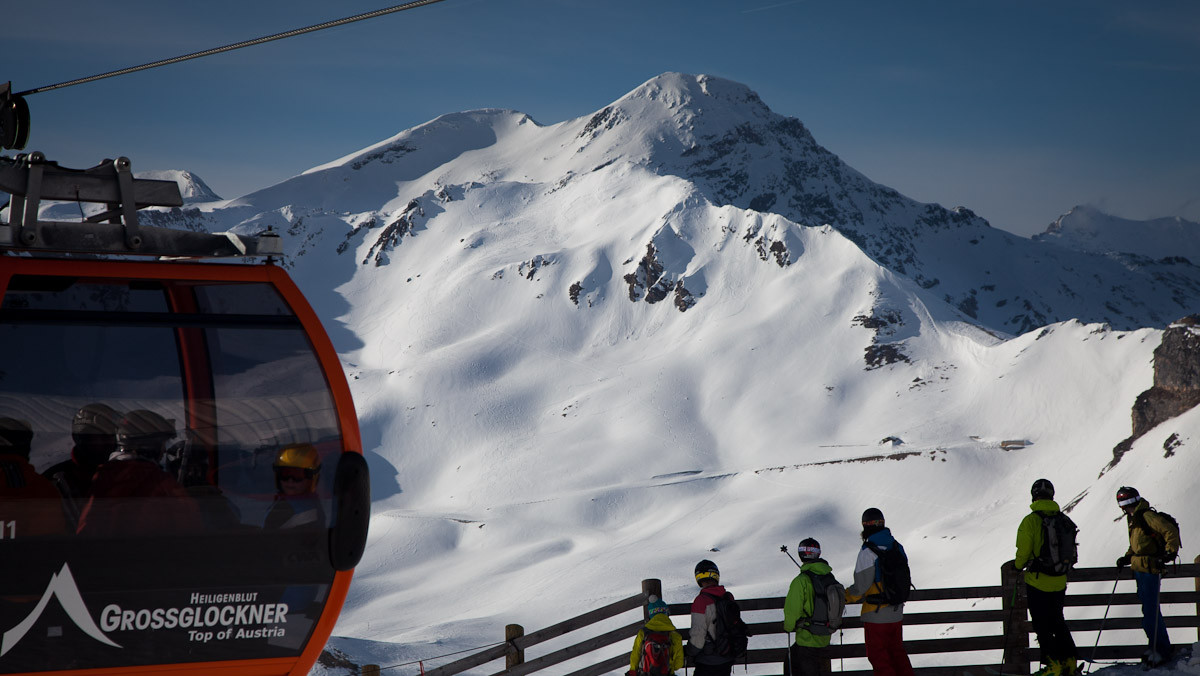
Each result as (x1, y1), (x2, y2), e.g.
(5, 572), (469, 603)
(123, 73), (1200, 674)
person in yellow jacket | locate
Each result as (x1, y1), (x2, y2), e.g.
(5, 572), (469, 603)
(628, 595), (684, 676)
(1115, 486), (1182, 667)
(1014, 479), (1077, 676)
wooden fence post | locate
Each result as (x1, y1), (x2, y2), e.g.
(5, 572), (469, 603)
(1194, 555), (1200, 643)
(641, 579), (662, 620)
(506, 624), (525, 670)
(361, 666), (380, 676)
(1001, 560), (1030, 675)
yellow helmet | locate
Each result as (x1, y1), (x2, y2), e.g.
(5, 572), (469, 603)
(274, 443), (321, 471)
(273, 443), (321, 492)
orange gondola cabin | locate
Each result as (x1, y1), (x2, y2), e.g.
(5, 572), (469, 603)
(0, 152), (370, 675)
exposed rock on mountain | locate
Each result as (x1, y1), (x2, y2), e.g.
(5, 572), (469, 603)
(1111, 315), (1200, 465)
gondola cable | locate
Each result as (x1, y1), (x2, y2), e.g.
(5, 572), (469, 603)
(14, 0), (449, 97)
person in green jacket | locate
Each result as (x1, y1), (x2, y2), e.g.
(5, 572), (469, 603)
(628, 595), (684, 676)
(1015, 479), (1078, 676)
(783, 538), (839, 676)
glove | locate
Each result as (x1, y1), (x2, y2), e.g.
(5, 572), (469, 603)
(1116, 554), (1131, 568)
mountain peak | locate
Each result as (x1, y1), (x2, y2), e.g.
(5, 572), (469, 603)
(618, 73), (771, 117)
(136, 169), (221, 204)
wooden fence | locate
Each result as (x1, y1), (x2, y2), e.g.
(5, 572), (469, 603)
(376, 558), (1200, 676)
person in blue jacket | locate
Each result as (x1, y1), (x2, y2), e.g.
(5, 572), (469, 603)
(844, 508), (913, 676)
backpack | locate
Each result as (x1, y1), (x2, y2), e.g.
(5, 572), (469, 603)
(1028, 511), (1079, 575)
(637, 629), (672, 676)
(803, 571), (846, 635)
(708, 593), (749, 659)
(863, 541), (913, 606)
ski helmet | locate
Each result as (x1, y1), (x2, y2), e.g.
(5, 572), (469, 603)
(0, 417), (34, 457)
(1031, 478), (1055, 501)
(798, 537), (821, 562)
(274, 443), (321, 492)
(694, 559), (720, 585)
(72, 403), (119, 437)
(72, 403), (120, 469)
(116, 409), (176, 459)
(1116, 486), (1141, 509)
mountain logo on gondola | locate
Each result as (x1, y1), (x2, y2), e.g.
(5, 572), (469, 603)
(0, 562), (121, 656)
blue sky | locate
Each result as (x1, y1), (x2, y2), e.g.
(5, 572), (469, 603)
(3, 0), (1198, 236)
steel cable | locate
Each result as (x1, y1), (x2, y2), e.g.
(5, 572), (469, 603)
(16, 0), (449, 96)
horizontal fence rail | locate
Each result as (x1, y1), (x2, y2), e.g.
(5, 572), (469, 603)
(374, 560), (1200, 676)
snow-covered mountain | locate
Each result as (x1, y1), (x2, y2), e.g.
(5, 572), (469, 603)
(150, 73), (1198, 674)
(184, 74), (1200, 337)
(136, 169), (222, 204)
(1036, 205), (1200, 263)
(29, 168), (222, 223)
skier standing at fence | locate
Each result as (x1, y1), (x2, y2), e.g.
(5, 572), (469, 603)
(1014, 479), (1079, 676)
(1115, 486), (1181, 668)
(783, 537), (842, 676)
(844, 508), (914, 676)
(686, 559), (746, 676)
(627, 595), (684, 676)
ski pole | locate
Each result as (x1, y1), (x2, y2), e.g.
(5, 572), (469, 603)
(1150, 571), (1163, 665)
(780, 545), (802, 570)
(1087, 568), (1122, 672)
(840, 631), (846, 673)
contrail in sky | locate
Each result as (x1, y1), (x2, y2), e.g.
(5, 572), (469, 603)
(742, 0), (805, 13)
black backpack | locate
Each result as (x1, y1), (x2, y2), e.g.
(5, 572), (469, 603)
(709, 592), (749, 659)
(1028, 511), (1079, 575)
(803, 571), (846, 635)
(864, 541), (913, 606)
(1132, 508), (1181, 558)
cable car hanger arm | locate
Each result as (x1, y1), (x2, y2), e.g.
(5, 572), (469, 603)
(0, 152), (282, 258)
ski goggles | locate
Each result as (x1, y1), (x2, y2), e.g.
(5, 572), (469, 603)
(1117, 495), (1140, 508)
(798, 544), (821, 559)
(276, 466), (316, 482)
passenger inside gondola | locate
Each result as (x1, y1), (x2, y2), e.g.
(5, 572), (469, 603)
(76, 409), (203, 536)
(0, 417), (68, 537)
(264, 443), (325, 529)
(43, 402), (121, 530)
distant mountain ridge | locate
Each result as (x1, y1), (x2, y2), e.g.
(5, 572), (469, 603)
(137, 169), (222, 204)
(1036, 205), (1200, 263)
